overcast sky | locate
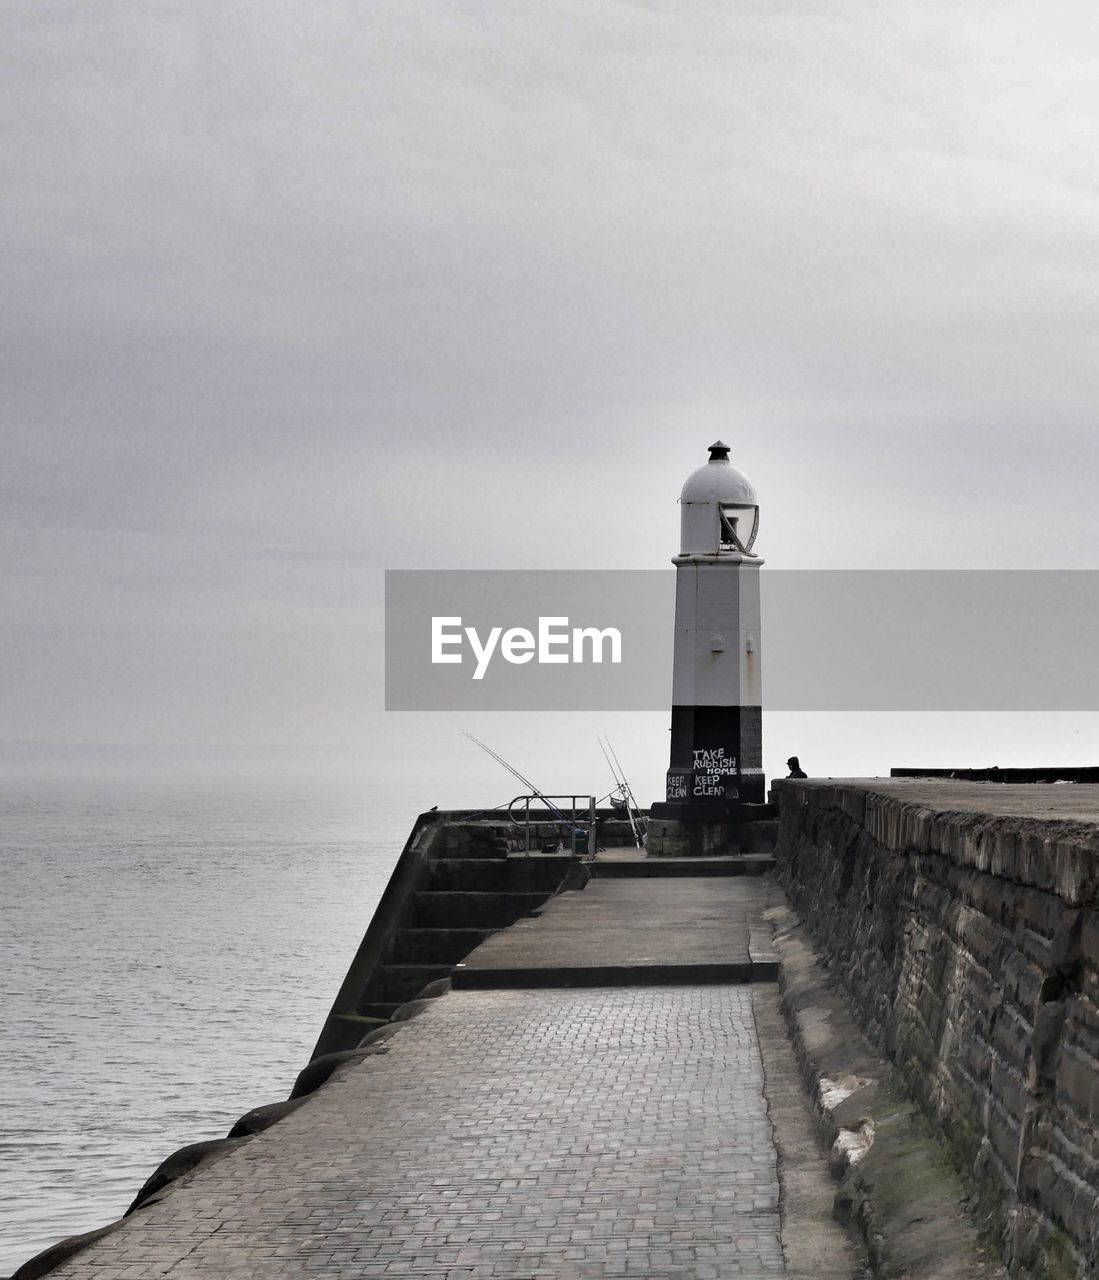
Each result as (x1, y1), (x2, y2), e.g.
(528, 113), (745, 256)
(3, 1), (1098, 794)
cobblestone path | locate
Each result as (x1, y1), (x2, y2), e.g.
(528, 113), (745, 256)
(44, 985), (839, 1279)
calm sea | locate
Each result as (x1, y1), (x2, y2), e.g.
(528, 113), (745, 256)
(0, 765), (436, 1274)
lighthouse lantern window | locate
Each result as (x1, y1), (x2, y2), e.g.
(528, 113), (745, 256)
(719, 504), (759, 554)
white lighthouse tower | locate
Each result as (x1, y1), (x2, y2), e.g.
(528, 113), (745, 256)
(648, 441), (765, 856)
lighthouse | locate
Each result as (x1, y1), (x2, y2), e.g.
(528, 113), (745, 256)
(647, 441), (765, 856)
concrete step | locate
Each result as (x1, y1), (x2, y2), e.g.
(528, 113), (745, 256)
(426, 860), (510, 892)
(592, 855), (775, 877)
(412, 891), (549, 929)
(392, 927), (493, 964)
(426, 856), (573, 893)
(438, 843), (508, 860)
(356, 1001), (403, 1022)
(502, 856), (576, 893)
(452, 959), (779, 989)
(452, 878), (780, 990)
(439, 828), (509, 859)
(379, 964), (454, 1002)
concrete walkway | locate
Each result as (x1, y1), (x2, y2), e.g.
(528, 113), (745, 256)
(37, 876), (860, 1280)
(45, 985), (856, 1279)
(453, 878), (778, 987)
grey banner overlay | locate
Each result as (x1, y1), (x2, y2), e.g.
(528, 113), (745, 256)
(385, 570), (1099, 711)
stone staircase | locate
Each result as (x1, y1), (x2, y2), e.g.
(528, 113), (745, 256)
(355, 845), (572, 1023)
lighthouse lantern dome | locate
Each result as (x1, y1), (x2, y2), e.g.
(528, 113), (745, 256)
(679, 440), (759, 556)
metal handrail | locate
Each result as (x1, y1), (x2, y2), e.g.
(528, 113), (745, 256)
(506, 794), (597, 854)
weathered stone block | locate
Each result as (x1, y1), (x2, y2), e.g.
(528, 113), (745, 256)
(1055, 1042), (1099, 1122)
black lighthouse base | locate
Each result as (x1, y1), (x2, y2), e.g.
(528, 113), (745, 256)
(655, 703), (765, 811)
(647, 704), (767, 855)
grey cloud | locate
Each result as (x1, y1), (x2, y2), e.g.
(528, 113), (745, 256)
(3, 0), (1098, 750)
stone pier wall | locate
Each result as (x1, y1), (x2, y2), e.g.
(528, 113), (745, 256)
(771, 780), (1099, 1280)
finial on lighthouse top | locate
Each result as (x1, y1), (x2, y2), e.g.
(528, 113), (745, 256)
(678, 441), (760, 558)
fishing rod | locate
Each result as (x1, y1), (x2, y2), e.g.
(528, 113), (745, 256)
(607, 735), (648, 842)
(605, 736), (647, 836)
(463, 733), (571, 827)
(598, 735), (641, 847)
(596, 735), (628, 808)
(597, 734), (643, 847)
